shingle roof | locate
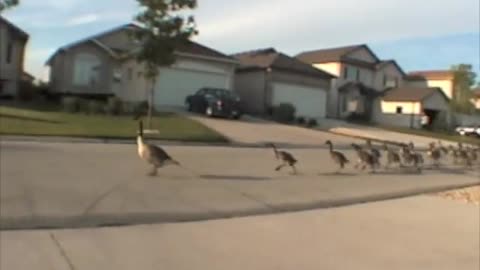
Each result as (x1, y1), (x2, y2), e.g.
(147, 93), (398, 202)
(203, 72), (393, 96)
(232, 48), (336, 79)
(375, 60), (406, 76)
(46, 23), (234, 65)
(472, 88), (480, 98)
(0, 15), (29, 40)
(407, 70), (454, 80)
(296, 44), (363, 64)
(338, 82), (381, 97)
(382, 87), (447, 102)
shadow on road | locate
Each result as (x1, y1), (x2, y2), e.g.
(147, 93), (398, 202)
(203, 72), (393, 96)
(199, 174), (272, 181)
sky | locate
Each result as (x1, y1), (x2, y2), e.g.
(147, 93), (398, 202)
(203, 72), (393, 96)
(2, 0), (479, 82)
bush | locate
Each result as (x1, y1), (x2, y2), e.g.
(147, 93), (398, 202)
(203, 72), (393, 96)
(296, 116), (306, 125)
(104, 97), (123, 115)
(62, 97), (80, 113)
(17, 81), (36, 101)
(306, 118), (318, 127)
(87, 100), (104, 115)
(272, 103), (296, 123)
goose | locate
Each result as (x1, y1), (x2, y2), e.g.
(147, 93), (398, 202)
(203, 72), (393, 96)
(137, 120), (180, 176)
(266, 143), (297, 174)
(382, 143), (401, 169)
(366, 139), (382, 167)
(351, 143), (376, 173)
(427, 142), (442, 168)
(325, 140), (349, 173)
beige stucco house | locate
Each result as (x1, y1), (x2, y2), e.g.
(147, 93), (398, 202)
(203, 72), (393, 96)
(0, 15), (29, 98)
(296, 45), (406, 119)
(46, 23), (237, 108)
(405, 70), (455, 99)
(373, 87), (450, 129)
(232, 48), (335, 118)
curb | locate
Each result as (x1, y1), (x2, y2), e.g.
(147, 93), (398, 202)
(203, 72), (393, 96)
(1, 181), (478, 231)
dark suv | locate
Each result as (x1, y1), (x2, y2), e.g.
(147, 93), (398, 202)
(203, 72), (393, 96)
(185, 88), (243, 119)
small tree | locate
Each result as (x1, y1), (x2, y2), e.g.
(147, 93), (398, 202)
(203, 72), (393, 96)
(450, 64), (477, 114)
(0, 0), (18, 12)
(132, 0), (198, 128)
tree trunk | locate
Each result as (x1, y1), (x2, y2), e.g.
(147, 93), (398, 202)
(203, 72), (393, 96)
(147, 78), (155, 129)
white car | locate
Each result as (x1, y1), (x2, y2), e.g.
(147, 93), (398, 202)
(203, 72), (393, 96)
(455, 125), (480, 137)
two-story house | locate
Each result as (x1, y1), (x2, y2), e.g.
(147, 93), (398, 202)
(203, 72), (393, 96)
(0, 15), (29, 98)
(46, 23), (237, 108)
(296, 45), (405, 119)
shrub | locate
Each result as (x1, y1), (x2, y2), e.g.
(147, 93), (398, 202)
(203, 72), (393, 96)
(62, 97), (80, 113)
(296, 116), (306, 125)
(88, 100), (104, 115)
(17, 81), (36, 101)
(272, 103), (296, 123)
(104, 97), (123, 115)
(307, 118), (318, 127)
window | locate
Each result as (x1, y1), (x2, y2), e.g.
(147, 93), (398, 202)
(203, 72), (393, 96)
(73, 53), (101, 86)
(356, 69), (361, 81)
(6, 41), (13, 64)
(396, 106), (403, 114)
(383, 75), (388, 86)
(343, 66), (348, 79)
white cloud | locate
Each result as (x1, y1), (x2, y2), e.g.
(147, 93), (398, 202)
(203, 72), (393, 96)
(67, 14), (99, 26)
(195, 0), (480, 54)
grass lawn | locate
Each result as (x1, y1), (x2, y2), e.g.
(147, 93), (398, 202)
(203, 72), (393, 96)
(380, 125), (480, 146)
(0, 105), (227, 142)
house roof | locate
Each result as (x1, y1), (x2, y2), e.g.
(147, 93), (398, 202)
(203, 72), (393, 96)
(295, 44), (380, 68)
(46, 23), (234, 65)
(472, 88), (480, 98)
(406, 70), (454, 80)
(0, 15), (29, 40)
(338, 82), (381, 97)
(375, 60), (406, 76)
(232, 48), (336, 79)
(382, 87), (448, 102)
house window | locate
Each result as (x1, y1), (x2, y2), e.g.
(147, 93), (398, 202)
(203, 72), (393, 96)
(73, 53), (101, 86)
(343, 66), (348, 79)
(6, 41), (13, 64)
(356, 69), (361, 81)
(396, 106), (403, 114)
(383, 75), (388, 86)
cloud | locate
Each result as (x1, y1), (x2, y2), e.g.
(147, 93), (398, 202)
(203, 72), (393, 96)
(67, 14), (99, 26)
(195, 0), (479, 54)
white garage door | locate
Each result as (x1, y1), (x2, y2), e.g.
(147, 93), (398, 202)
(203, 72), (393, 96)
(154, 68), (230, 107)
(272, 82), (327, 118)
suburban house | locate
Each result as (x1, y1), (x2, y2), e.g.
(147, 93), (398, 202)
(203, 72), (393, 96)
(46, 23), (237, 108)
(373, 87), (450, 128)
(405, 70), (456, 99)
(0, 15), (29, 98)
(232, 48), (335, 118)
(296, 45), (406, 119)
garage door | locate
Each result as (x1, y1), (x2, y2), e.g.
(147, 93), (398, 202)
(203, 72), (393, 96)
(272, 82), (327, 118)
(154, 68), (230, 107)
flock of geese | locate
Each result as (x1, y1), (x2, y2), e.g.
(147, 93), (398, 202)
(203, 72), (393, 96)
(136, 120), (479, 176)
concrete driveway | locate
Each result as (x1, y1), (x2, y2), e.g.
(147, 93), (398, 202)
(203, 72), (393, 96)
(1, 141), (479, 230)
(185, 113), (360, 147)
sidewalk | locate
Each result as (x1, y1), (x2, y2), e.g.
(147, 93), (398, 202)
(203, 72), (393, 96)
(2, 195), (478, 270)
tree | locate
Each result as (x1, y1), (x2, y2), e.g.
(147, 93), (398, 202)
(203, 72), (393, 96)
(132, 0), (198, 128)
(450, 64), (477, 114)
(0, 0), (19, 12)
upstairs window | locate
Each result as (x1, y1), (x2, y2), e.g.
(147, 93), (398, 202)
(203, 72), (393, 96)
(6, 41), (13, 64)
(356, 69), (361, 81)
(73, 53), (101, 86)
(343, 66), (348, 79)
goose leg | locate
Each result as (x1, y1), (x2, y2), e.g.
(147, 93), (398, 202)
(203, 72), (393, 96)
(275, 163), (286, 171)
(290, 164), (297, 175)
(147, 166), (157, 176)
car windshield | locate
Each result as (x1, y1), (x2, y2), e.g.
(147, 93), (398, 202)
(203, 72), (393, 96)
(205, 89), (239, 99)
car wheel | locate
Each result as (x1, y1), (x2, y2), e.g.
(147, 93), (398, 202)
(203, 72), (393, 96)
(205, 106), (213, 117)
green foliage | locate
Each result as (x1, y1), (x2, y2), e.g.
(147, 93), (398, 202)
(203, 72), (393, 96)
(87, 100), (105, 115)
(296, 116), (306, 125)
(450, 64), (477, 114)
(104, 97), (123, 115)
(61, 97), (80, 113)
(132, 0), (198, 79)
(272, 103), (296, 123)
(306, 118), (318, 128)
(0, 0), (18, 12)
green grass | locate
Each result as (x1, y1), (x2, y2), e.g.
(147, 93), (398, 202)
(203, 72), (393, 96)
(380, 125), (480, 146)
(0, 105), (227, 142)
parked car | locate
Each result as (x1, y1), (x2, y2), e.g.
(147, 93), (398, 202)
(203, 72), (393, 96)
(455, 125), (480, 137)
(185, 88), (243, 119)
